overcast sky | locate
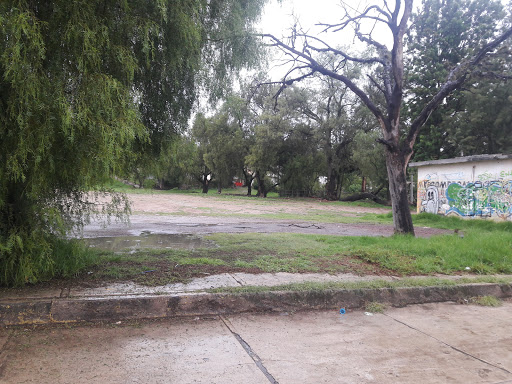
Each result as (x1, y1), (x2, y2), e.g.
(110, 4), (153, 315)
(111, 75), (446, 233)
(257, 0), (346, 37)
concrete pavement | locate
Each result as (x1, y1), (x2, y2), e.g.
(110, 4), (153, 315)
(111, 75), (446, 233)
(1, 273), (512, 326)
(2, 272), (512, 383)
(1, 302), (511, 383)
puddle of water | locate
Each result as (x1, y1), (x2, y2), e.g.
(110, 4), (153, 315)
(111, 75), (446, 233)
(84, 234), (216, 253)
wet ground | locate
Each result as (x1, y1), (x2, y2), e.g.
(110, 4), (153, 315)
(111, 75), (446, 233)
(82, 193), (449, 241)
(84, 233), (217, 252)
(60, 194), (449, 287)
(2, 301), (511, 383)
(74, 193), (456, 258)
(81, 214), (450, 242)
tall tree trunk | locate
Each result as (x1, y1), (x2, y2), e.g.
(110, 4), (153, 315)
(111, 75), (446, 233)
(324, 144), (337, 200)
(134, 169), (144, 189)
(201, 173), (209, 194)
(242, 169), (253, 196)
(325, 167), (338, 200)
(385, 150), (414, 235)
(255, 171), (266, 197)
(337, 172), (344, 200)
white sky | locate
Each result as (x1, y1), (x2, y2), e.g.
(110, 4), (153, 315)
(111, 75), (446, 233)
(257, 0), (346, 37)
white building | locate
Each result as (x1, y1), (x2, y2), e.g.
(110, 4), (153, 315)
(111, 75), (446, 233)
(409, 154), (512, 221)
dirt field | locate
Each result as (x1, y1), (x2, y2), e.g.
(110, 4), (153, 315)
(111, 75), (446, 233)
(127, 192), (389, 216)
(84, 192), (449, 238)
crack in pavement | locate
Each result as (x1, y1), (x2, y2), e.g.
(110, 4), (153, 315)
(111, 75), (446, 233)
(229, 274), (245, 287)
(220, 316), (279, 384)
(384, 313), (512, 375)
(286, 223), (323, 229)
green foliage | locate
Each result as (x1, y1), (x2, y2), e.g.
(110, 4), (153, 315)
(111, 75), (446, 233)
(446, 75), (512, 155)
(1, 1), (144, 285)
(278, 122), (324, 196)
(142, 136), (199, 189)
(0, 0), (266, 286)
(406, 0), (510, 160)
(192, 107), (246, 192)
(351, 129), (387, 192)
(0, 236), (98, 286)
(130, 0), (267, 184)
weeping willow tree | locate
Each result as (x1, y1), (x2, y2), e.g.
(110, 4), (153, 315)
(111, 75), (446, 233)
(0, 0), (265, 286)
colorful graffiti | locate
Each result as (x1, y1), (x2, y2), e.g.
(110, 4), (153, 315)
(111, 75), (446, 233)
(418, 167), (512, 220)
(421, 186), (439, 214)
(445, 180), (512, 219)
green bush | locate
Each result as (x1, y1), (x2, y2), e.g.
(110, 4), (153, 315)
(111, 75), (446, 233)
(0, 231), (97, 286)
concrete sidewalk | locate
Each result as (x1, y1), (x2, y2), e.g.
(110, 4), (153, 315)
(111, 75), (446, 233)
(1, 302), (511, 383)
(1, 272), (511, 326)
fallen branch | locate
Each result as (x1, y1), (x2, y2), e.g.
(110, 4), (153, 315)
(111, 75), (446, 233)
(340, 192), (389, 206)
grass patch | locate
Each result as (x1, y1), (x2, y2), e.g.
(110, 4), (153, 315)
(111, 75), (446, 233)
(221, 229), (512, 275)
(470, 295), (502, 307)
(54, 201), (512, 288)
(335, 229), (512, 275)
(412, 212), (512, 232)
(258, 211), (391, 224)
(177, 257), (225, 266)
(365, 302), (386, 313)
(335, 198), (392, 209)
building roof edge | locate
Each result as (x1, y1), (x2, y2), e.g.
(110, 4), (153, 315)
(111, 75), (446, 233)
(409, 154), (512, 168)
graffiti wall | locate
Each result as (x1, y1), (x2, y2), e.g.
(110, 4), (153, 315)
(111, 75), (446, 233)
(415, 159), (512, 221)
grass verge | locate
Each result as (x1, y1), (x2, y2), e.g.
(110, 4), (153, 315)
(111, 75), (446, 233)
(27, 200), (510, 288)
(207, 276), (512, 294)
(75, 221), (512, 287)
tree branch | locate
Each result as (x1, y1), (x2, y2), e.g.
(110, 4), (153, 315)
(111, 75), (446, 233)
(386, 0), (412, 128)
(297, 33), (384, 65)
(376, 137), (395, 150)
(353, 23), (389, 53)
(367, 74), (390, 104)
(317, 4), (393, 33)
(258, 33), (385, 125)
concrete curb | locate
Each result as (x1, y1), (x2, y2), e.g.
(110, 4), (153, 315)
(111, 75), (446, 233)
(1, 283), (511, 326)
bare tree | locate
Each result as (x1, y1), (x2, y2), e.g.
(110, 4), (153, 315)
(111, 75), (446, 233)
(259, 0), (512, 235)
